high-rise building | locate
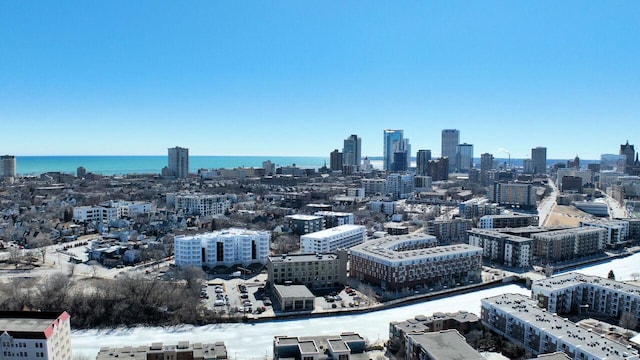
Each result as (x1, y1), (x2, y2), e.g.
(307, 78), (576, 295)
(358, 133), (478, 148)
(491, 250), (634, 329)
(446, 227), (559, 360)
(392, 151), (408, 172)
(620, 140), (636, 167)
(480, 153), (494, 185)
(330, 149), (343, 171)
(456, 143), (473, 172)
(531, 146), (547, 175)
(441, 129), (459, 173)
(383, 129), (404, 171)
(167, 146), (189, 178)
(416, 149), (432, 176)
(428, 157), (449, 181)
(342, 134), (361, 172)
(0, 155), (16, 178)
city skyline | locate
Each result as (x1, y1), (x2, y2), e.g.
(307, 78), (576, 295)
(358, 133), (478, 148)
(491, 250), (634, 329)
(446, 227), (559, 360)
(1, 2), (639, 159)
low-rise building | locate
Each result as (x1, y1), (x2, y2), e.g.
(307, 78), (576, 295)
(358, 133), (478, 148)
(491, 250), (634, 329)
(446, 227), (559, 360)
(267, 251), (348, 289)
(300, 224), (366, 254)
(468, 228), (533, 268)
(389, 311), (480, 349)
(273, 333), (366, 360)
(481, 293), (639, 360)
(479, 213), (539, 229)
(272, 284), (315, 312)
(405, 330), (484, 360)
(97, 341), (228, 360)
(349, 235), (481, 291)
(369, 200), (396, 215)
(174, 229), (270, 268)
(313, 211), (355, 228)
(531, 272), (640, 322)
(0, 311), (72, 360)
(168, 193), (235, 217)
(284, 214), (324, 235)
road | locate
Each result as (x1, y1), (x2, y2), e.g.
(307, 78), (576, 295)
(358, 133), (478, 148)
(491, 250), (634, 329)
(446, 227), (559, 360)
(537, 179), (558, 226)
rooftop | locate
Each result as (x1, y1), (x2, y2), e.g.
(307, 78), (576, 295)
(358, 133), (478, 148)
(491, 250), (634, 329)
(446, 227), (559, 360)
(269, 253), (340, 264)
(0, 311), (69, 339)
(408, 330), (484, 360)
(300, 224), (365, 239)
(532, 272), (640, 297)
(273, 284), (315, 298)
(350, 234), (480, 262)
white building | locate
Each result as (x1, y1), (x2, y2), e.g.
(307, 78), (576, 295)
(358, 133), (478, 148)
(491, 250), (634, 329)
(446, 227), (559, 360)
(73, 201), (152, 222)
(385, 173), (414, 200)
(0, 311), (72, 360)
(579, 219), (630, 247)
(167, 193), (236, 217)
(300, 224), (366, 254)
(313, 211), (355, 228)
(369, 200), (396, 215)
(482, 293), (638, 360)
(174, 229), (270, 268)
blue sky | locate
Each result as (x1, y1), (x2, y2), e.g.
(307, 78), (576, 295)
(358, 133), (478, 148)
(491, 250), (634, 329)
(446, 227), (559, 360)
(1, 1), (639, 159)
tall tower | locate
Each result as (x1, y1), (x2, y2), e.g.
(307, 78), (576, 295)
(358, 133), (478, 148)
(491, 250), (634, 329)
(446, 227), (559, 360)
(168, 146), (189, 178)
(441, 129), (459, 173)
(456, 143), (473, 172)
(342, 134), (361, 172)
(330, 149), (343, 171)
(416, 149), (432, 176)
(531, 147), (547, 175)
(383, 129), (404, 171)
(620, 141), (635, 167)
(0, 155), (16, 178)
(480, 153), (494, 185)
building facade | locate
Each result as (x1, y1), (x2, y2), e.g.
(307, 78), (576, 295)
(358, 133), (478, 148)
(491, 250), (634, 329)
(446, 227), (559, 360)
(478, 214), (539, 229)
(342, 134), (361, 172)
(174, 229), (270, 268)
(441, 129), (459, 173)
(532, 147), (547, 175)
(456, 143), (473, 172)
(579, 219), (630, 247)
(383, 129), (404, 172)
(170, 193), (234, 217)
(267, 251), (348, 289)
(467, 228), (533, 268)
(284, 214), (324, 235)
(426, 219), (473, 245)
(97, 341), (228, 360)
(0, 155), (16, 178)
(385, 173), (414, 200)
(416, 149), (431, 176)
(313, 211), (355, 229)
(531, 227), (606, 263)
(300, 224), (366, 254)
(330, 149), (343, 172)
(167, 146), (189, 178)
(487, 182), (537, 209)
(0, 311), (72, 360)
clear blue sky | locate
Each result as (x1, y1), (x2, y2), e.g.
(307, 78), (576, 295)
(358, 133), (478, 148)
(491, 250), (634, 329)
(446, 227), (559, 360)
(1, 1), (639, 159)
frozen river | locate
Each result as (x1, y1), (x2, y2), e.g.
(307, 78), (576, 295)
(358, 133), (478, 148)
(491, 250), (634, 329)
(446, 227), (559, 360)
(72, 253), (640, 359)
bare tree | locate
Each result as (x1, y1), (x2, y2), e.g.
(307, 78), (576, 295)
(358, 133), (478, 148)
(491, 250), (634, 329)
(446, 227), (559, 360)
(8, 246), (22, 267)
(619, 312), (638, 334)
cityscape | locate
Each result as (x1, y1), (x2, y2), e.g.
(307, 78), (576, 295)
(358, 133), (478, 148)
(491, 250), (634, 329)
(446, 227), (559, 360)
(2, 2), (640, 360)
(2, 130), (640, 360)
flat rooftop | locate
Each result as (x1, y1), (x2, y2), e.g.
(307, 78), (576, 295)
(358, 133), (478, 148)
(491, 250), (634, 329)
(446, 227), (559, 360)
(285, 214), (323, 221)
(350, 234), (480, 262)
(407, 330), (484, 360)
(0, 311), (67, 338)
(483, 293), (638, 360)
(269, 253), (340, 264)
(467, 228), (533, 243)
(301, 224), (365, 239)
(532, 272), (640, 297)
(274, 284), (315, 298)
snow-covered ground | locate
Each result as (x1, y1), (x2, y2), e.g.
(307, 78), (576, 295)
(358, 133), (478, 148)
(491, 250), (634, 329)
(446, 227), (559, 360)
(71, 253), (640, 359)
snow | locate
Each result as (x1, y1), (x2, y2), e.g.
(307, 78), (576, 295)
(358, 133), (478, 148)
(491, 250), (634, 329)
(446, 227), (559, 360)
(71, 252), (640, 359)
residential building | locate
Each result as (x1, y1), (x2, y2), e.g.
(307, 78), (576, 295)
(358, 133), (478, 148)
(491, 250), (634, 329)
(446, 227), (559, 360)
(479, 214), (539, 229)
(169, 193), (234, 217)
(480, 153), (494, 185)
(487, 182), (537, 209)
(342, 134), (361, 172)
(313, 211), (354, 228)
(456, 143), (473, 172)
(284, 214), (324, 235)
(267, 251), (348, 289)
(385, 173), (414, 200)
(273, 333), (366, 360)
(579, 219), (630, 247)
(532, 272), (640, 323)
(459, 199), (502, 219)
(167, 146), (189, 178)
(97, 341), (228, 360)
(330, 149), (343, 172)
(0, 155), (16, 178)
(389, 311), (480, 348)
(362, 178), (386, 196)
(414, 175), (432, 191)
(531, 147), (547, 175)
(0, 311), (72, 360)
(383, 129), (404, 172)
(72, 206), (119, 223)
(416, 149), (431, 176)
(369, 200), (396, 215)
(262, 160), (276, 175)
(173, 229), (270, 268)
(405, 330), (484, 360)
(468, 228), (533, 268)
(300, 224), (366, 254)
(350, 235), (481, 291)
(426, 218), (473, 245)
(482, 293), (639, 360)
(427, 157), (449, 181)
(441, 129), (459, 173)
(531, 227), (606, 263)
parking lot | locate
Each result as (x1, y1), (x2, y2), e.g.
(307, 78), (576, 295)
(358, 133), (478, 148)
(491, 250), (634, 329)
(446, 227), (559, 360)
(200, 274), (275, 318)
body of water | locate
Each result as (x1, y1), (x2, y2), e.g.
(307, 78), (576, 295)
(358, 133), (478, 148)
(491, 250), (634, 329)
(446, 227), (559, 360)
(71, 253), (640, 359)
(14, 156), (329, 176)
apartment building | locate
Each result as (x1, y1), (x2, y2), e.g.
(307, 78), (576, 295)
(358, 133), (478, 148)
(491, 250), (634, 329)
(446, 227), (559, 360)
(531, 227), (606, 263)
(385, 173), (415, 200)
(168, 193), (235, 217)
(479, 214), (539, 229)
(313, 211), (355, 228)
(405, 330), (484, 360)
(369, 200), (396, 215)
(0, 311), (72, 360)
(488, 182), (537, 209)
(531, 272), (640, 322)
(579, 220), (630, 247)
(267, 251), (348, 289)
(284, 214), (324, 235)
(389, 311), (480, 347)
(426, 218), (473, 245)
(97, 341), (228, 360)
(349, 235), (481, 291)
(458, 199), (503, 219)
(481, 293), (638, 360)
(362, 178), (387, 196)
(467, 228), (533, 268)
(174, 229), (270, 268)
(300, 224), (366, 254)
(273, 333), (366, 360)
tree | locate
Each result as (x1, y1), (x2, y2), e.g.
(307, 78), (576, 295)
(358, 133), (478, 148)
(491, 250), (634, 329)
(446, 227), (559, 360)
(619, 312), (638, 334)
(8, 246), (22, 267)
(608, 270), (616, 280)
(631, 272), (640, 281)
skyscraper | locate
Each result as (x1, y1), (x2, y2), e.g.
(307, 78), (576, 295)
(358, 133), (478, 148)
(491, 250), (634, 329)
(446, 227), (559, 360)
(342, 134), (361, 172)
(456, 143), (473, 172)
(167, 146), (189, 178)
(441, 129), (459, 173)
(330, 149), (343, 171)
(620, 141), (635, 167)
(0, 155), (16, 178)
(416, 149), (432, 176)
(480, 153), (494, 186)
(383, 129), (404, 171)
(531, 147), (547, 175)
